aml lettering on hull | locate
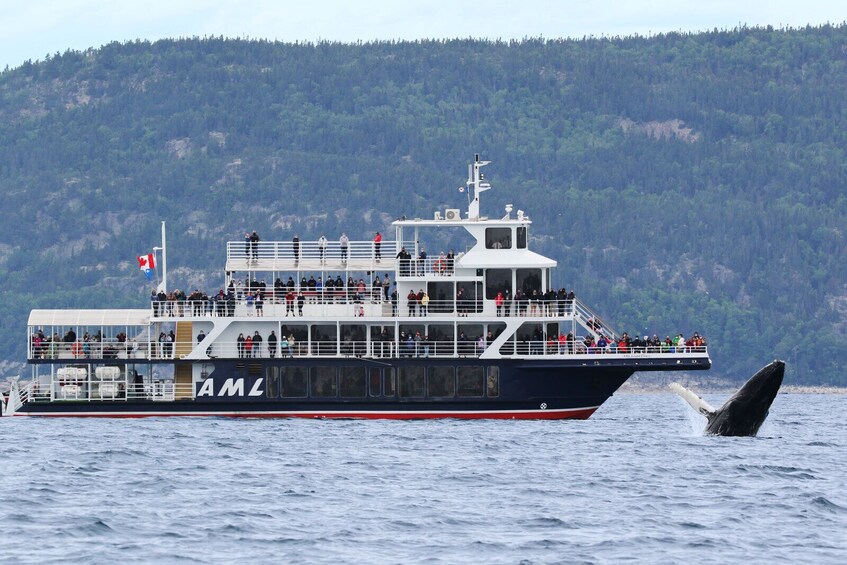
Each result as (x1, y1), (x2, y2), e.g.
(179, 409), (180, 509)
(197, 377), (264, 397)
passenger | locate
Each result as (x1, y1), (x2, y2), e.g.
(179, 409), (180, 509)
(374, 231), (382, 261)
(674, 333), (685, 352)
(456, 286), (466, 316)
(285, 290), (295, 316)
(434, 251), (446, 275)
(268, 330), (278, 358)
(422, 334), (431, 358)
(420, 291), (430, 316)
(255, 292), (263, 317)
(407, 290), (417, 316)
(458, 331), (470, 356)
(339, 232), (349, 262)
(396, 247), (411, 276)
(318, 234), (328, 263)
(514, 289), (527, 316)
(557, 288), (567, 317)
(237, 333), (245, 358)
(245, 291), (255, 316)
(250, 230), (260, 260)
(308, 276), (317, 303)
(495, 291), (504, 316)
(244, 334), (253, 358)
(446, 250), (455, 274)
(418, 248), (427, 274)
(287, 334), (296, 356)
(404, 333), (415, 358)
(292, 234), (300, 263)
(372, 275), (381, 303)
(357, 279), (366, 302)
(297, 291), (305, 316)
(252, 331), (263, 358)
(382, 274), (391, 300)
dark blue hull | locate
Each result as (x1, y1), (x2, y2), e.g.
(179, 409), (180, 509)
(16, 355), (709, 419)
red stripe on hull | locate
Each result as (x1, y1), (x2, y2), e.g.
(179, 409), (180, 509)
(14, 407), (598, 420)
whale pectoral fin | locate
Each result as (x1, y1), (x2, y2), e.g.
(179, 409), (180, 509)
(669, 383), (716, 417)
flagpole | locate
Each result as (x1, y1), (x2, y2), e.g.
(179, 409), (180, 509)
(153, 221), (167, 293)
(160, 221), (167, 293)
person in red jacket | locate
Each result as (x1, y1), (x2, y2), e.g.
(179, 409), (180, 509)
(374, 231), (382, 261)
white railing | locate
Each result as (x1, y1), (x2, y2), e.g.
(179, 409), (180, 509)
(147, 297), (589, 319)
(28, 341), (156, 361)
(192, 338), (708, 360)
(226, 239), (395, 264)
(27, 379), (195, 402)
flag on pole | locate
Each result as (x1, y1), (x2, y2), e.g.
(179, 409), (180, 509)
(138, 253), (156, 281)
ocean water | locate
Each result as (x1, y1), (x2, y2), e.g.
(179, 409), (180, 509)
(0, 393), (844, 564)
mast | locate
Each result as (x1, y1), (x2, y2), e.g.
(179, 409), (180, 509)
(154, 221), (167, 293)
(467, 154), (491, 220)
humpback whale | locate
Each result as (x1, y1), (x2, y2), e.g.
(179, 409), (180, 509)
(669, 360), (785, 437)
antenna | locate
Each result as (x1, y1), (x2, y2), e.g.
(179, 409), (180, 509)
(467, 155), (491, 220)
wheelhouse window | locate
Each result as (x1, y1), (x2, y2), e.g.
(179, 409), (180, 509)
(517, 226), (527, 249)
(485, 227), (512, 249)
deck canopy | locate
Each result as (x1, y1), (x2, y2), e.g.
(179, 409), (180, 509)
(28, 309), (151, 327)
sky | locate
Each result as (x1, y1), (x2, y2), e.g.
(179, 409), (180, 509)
(1, 0), (846, 71)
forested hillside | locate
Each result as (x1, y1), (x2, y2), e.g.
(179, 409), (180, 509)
(0, 26), (845, 383)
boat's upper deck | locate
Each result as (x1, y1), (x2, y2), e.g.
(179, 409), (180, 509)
(24, 155), (711, 369)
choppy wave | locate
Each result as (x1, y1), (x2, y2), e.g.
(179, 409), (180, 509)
(0, 394), (845, 564)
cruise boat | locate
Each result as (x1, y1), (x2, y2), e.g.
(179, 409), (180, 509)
(3, 156), (710, 418)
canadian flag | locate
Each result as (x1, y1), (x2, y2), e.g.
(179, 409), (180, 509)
(137, 253), (156, 270)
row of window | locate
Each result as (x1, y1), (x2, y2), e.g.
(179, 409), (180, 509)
(263, 365), (500, 399)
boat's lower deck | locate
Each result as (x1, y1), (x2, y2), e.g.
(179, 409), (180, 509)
(8, 355), (709, 418)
